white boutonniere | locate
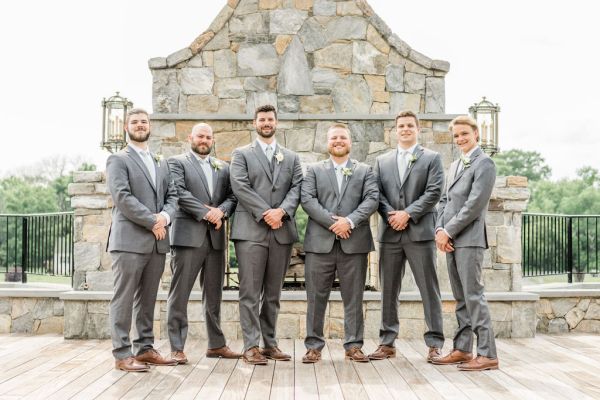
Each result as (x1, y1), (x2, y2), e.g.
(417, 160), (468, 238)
(153, 153), (163, 167)
(460, 155), (471, 169)
(408, 154), (418, 168)
(275, 151), (284, 164)
(341, 167), (353, 180)
(210, 159), (222, 171)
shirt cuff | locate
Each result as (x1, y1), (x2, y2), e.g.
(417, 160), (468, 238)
(435, 227), (452, 239)
(346, 217), (355, 229)
(160, 211), (171, 226)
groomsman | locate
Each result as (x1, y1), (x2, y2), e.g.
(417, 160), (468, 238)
(301, 124), (378, 363)
(433, 115), (499, 371)
(106, 108), (178, 372)
(369, 111), (445, 362)
(166, 123), (240, 364)
(229, 105), (303, 365)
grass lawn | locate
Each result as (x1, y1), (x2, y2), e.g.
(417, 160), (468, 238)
(0, 272), (71, 286)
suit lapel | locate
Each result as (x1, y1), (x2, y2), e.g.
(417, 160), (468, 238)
(252, 142), (273, 183)
(211, 159), (219, 200)
(188, 152), (212, 197)
(126, 146), (156, 192)
(400, 145), (423, 189)
(389, 149), (402, 190)
(325, 160), (340, 198)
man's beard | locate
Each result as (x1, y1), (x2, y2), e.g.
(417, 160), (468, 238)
(256, 126), (276, 138)
(127, 129), (150, 143)
(192, 143), (212, 156)
(329, 145), (350, 157)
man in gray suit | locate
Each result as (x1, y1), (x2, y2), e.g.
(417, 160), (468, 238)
(230, 104), (303, 365)
(433, 115), (499, 371)
(369, 110), (445, 362)
(166, 123), (240, 364)
(106, 108), (178, 372)
(301, 124), (378, 363)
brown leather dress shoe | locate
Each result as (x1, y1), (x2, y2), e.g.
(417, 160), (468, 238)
(135, 349), (178, 366)
(302, 349), (322, 363)
(170, 350), (188, 364)
(368, 345), (396, 360)
(427, 347), (442, 363)
(458, 355), (499, 371)
(115, 356), (150, 372)
(430, 349), (473, 365)
(260, 346), (292, 361)
(243, 347), (268, 365)
(206, 345), (242, 359)
(345, 347), (369, 363)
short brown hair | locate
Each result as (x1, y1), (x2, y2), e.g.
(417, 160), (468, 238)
(327, 123), (350, 139)
(449, 115), (478, 131)
(395, 110), (419, 127)
(254, 104), (277, 120)
(125, 108), (149, 124)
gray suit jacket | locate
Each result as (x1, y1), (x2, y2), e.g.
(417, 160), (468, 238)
(301, 159), (379, 254)
(436, 147), (496, 248)
(168, 152), (237, 250)
(106, 145), (178, 254)
(375, 145), (444, 243)
(229, 141), (303, 244)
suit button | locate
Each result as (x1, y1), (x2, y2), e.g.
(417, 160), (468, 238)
(399, 194), (404, 198)
(272, 187), (276, 192)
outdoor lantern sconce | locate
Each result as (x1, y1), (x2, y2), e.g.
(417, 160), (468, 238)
(101, 92), (133, 153)
(469, 96), (500, 156)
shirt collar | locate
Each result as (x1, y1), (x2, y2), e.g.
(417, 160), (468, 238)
(397, 143), (418, 155)
(129, 143), (150, 156)
(191, 151), (210, 164)
(256, 138), (277, 154)
(330, 157), (349, 169)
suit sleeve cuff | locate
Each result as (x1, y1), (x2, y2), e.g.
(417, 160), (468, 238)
(435, 227), (452, 239)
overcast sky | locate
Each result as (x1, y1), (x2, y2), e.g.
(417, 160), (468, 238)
(1, 0), (598, 179)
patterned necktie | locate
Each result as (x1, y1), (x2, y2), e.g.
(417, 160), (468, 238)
(265, 145), (273, 163)
(141, 151), (156, 186)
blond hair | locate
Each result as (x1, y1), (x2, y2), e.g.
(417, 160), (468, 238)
(449, 115), (478, 131)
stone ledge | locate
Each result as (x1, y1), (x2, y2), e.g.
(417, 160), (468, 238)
(151, 113), (460, 121)
(58, 290), (538, 302)
(0, 286), (70, 298)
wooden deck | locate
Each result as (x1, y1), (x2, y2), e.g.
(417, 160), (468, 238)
(1, 334), (599, 399)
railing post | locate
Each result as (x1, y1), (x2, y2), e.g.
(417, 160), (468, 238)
(567, 217), (573, 284)
(21, 217), (28, 283)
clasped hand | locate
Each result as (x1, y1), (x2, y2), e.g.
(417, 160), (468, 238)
(152, 213), (167, 240)
(204, 205), (224, 230)
(435, 229), (454, 253)
(263, 208), (285, 230)
(388, 210), (410, 231)
(329, 215), (351, 239)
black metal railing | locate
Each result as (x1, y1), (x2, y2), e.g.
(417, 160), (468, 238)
(522, 213), (600, 282)
(0, 212), (74, 282)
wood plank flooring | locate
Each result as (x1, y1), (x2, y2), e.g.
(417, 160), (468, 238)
(0, 334), (598, 399)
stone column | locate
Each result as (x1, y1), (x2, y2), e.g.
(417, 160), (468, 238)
(68, 171), (113, 290)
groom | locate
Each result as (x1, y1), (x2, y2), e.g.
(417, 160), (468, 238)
(433, 115), (499, 371)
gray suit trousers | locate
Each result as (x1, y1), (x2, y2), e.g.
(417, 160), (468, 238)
(235, 232), (293, 351)
(378, 239), (444, 348)
(446, 247), (497, 358)
(167, 239), (226, 351)
(110, 250), (165, 360)
(305, 242), (368, 351)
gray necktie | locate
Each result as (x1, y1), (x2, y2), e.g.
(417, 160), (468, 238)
(141, 151), (156, 185)
(335, 166), (343, 192)
(398, 150), (408, 184)
(200, 157), (213, 197)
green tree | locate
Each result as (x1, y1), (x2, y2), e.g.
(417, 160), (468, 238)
(495, 149), (552, 182)
(0, 177), (60, 214)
